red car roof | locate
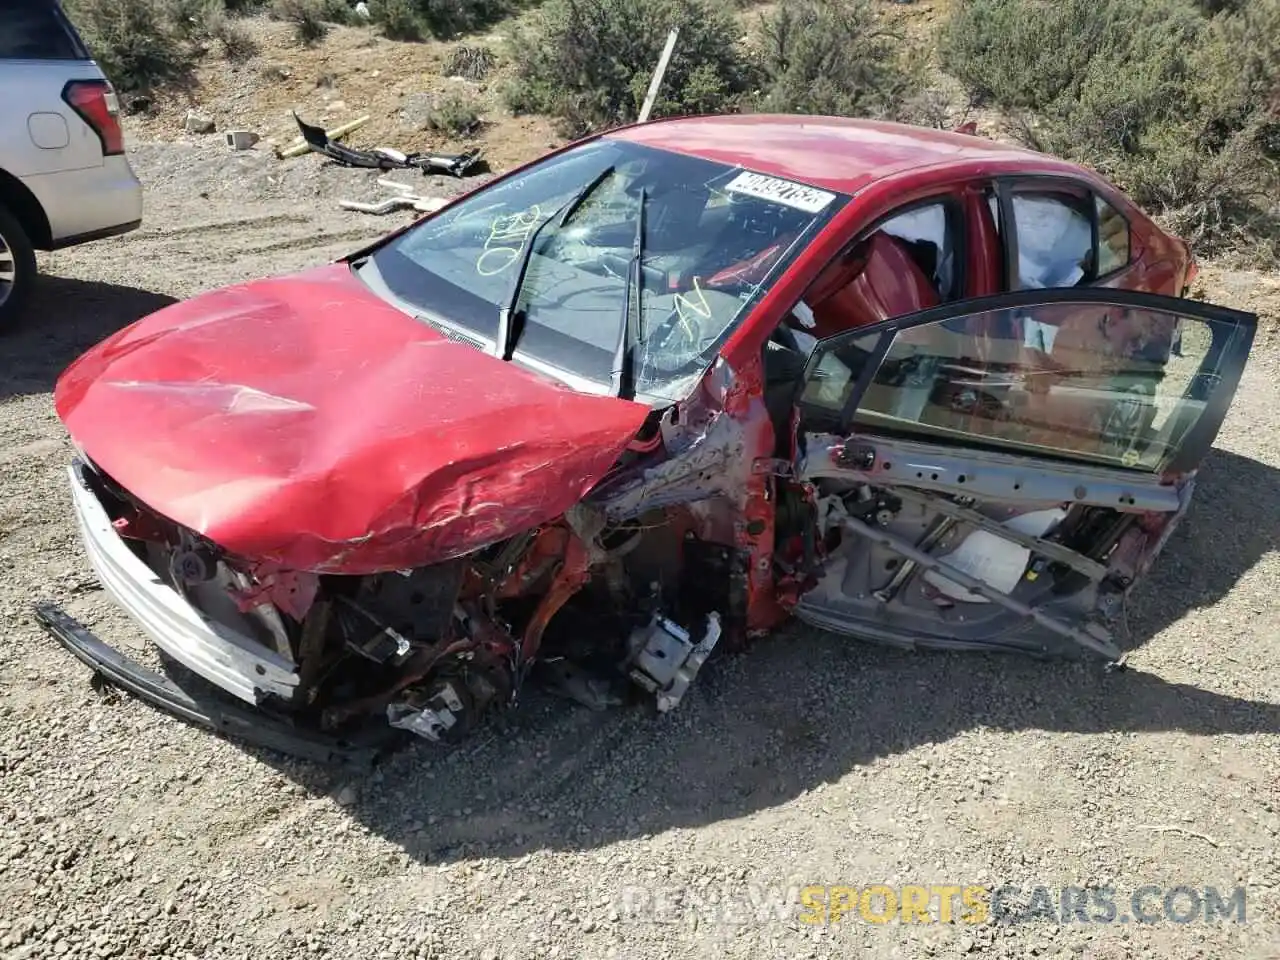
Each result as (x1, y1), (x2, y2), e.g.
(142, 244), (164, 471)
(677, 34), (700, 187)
(608, 114), (1072, 195)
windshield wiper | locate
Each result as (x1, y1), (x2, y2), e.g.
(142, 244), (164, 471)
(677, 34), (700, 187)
(610, 187), (646, 400)
(495, 164), (616, 361)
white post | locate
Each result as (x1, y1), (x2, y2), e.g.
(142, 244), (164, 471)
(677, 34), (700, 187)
(638, 28), (680, 123)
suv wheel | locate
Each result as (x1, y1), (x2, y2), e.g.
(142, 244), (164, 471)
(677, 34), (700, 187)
(0, 203), (37, 331)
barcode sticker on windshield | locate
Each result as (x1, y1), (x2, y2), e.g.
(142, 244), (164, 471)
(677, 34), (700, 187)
(724, 172), (835, 214)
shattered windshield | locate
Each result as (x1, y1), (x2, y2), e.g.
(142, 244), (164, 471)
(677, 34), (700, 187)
(365, 139), (846, 402)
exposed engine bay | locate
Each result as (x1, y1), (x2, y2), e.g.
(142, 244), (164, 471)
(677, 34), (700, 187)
(61, 370), (772, 748)
(72, 461), (739, 743)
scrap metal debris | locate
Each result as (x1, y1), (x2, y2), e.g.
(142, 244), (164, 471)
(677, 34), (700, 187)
(626, 612), (722, 713)
(339, 178), (449, 217)
(225, 130), (260, 151)
(292, 112), (484, 177)
(277, 114), (369, 160)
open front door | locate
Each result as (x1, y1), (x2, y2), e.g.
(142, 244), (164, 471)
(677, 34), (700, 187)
(789, 288), (1255, 660)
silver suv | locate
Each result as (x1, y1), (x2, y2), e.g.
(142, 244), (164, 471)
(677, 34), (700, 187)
(0, 0), (143, 329)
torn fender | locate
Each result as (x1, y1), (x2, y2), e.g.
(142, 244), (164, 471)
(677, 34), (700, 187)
(55, 264), (650, 574)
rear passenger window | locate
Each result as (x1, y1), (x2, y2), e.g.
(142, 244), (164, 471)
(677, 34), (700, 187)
(1011, 192), (1093, 290)
(1096, 196), (1131, 275)
(0, 2), (83, 61)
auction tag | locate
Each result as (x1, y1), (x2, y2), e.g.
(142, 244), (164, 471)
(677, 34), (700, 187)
(724, 171), (835, 214)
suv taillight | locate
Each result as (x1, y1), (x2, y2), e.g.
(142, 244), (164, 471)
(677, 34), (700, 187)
(62, 80), (124, 157)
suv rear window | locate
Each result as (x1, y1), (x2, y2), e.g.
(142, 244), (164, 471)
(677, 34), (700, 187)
(0, 1), (86, 61)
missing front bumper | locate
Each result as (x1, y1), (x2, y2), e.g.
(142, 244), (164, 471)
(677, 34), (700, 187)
(34, 603), (398, 766)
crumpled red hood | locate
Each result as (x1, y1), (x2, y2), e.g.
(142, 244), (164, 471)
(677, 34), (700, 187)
(55, 263), (649, 574)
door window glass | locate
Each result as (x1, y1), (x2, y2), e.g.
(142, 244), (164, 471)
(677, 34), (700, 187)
(798, 332), (880, 423)
(803, 299), (1248, 472)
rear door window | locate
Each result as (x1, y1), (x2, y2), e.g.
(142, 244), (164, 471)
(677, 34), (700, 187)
(0, 1), (85, 60)
(988, 181), (1135, 292)
(1010, 191), (1094, 289)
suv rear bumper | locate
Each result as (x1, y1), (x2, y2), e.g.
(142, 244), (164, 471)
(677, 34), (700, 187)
(49, 218), (141, 250)
(24, 155), (142, 247)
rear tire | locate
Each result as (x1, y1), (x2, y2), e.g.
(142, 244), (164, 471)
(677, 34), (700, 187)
(0, 203), (38, 332)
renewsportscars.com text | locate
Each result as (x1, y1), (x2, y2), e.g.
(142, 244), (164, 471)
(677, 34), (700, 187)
(615, 883), (1248, 927)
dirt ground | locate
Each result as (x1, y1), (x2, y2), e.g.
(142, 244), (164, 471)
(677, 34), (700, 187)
(1, 140), (1279, 960)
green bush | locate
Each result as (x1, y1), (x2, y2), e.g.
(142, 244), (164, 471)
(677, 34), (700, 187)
(166, 0), (227, 39)
(213, 14), (260, 60)
(368, 0), (504, 39)
(942, 0), (1280, 264)
(317, 0), (356, 21)
(63, 0), (198, 91)
(940, 0), (1201, 111)
(410, 0), (511, 38)
(370, 0), (424, 38)
(270, 0), (330, 43)
(755, 0), (920, 118)
(425, 91), (483, 134)
(504, 0), (755, 136)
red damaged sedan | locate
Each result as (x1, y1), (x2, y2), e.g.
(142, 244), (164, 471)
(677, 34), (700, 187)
(40, 116), (1256, 761)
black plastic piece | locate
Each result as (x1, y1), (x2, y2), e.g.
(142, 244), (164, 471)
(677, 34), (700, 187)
(293, 112), (485, 177)
(34, 602), (398, 766)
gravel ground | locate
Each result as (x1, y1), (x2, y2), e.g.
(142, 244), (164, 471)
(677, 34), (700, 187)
(2, 143), (1279, 960)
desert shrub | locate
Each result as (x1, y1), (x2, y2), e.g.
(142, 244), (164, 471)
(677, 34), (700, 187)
(444, 44), (496, 80)
(319, 0), (358, 21)
(63, 0), (197, 90)
(1188, 0), (1280, 151)
(505, 0), (755, 136)
(165, 0), (227, 39)
(942, 0), (1280, 264)
(425, 91), (483, 134)
(260, 61), (292, 79)
(212, 14), (260, 60)
(940, 0), (1201, 111)
(410, 0), (511, 38)
(898, 87), (952, 129)
(370, 0), (424, 38)
(754, 0), (920, 118)
(270, 0), (330, 43)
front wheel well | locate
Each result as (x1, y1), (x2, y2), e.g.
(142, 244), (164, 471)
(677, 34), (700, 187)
(0, 168), (53, 249)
